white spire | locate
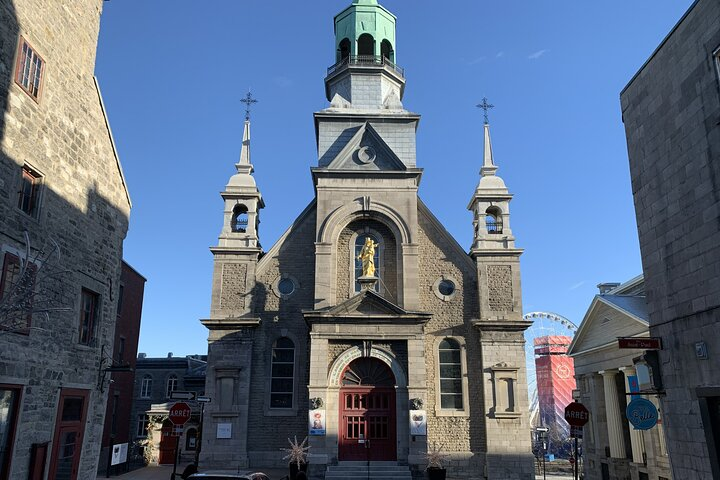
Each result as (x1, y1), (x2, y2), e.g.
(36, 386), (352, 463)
(480, 123), (498, 177)
(236, 120), (253, 175)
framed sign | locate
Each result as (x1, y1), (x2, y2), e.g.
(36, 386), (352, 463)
(216, 423), (232, 439)
(410, 410), (427, 435)
(309, 410), (326, 436)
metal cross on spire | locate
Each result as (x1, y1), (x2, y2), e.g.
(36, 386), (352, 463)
(240, 89), (258, 121)
(476, 97), (494, 125)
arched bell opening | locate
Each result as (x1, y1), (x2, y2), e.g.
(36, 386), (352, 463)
(338, 37), (351, 62)
(485, 206), (503, 234)
(357, 33), (375, 57)
(380, 39), (394, 63)
(231, 204), (248, 233)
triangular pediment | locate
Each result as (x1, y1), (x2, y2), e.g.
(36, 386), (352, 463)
(327, 122), (407, 171)
(326, 289), (409, 316)
(568, 295), (649, 356)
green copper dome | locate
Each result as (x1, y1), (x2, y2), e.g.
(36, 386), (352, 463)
(334, 0), (397, 63)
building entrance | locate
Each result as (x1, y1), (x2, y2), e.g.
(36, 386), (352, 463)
(338, 357), (396, 461)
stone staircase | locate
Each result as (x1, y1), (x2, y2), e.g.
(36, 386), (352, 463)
(325, 461), (413, 480)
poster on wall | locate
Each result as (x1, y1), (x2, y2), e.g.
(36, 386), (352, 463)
(216, 423), (232, 439)
(409, 410), (427, 435)
(111, 443), (128, 465)
(309, 410), (326, 436)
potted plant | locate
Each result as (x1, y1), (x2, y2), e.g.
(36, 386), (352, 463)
(282, 435), (310, 480)
(425, 442), (449, 480)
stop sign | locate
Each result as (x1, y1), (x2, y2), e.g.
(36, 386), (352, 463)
(168, 402), (192, 426)
(564, 402), (590, 427)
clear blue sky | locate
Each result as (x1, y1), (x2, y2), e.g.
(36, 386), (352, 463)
(95, 1), (693, 357)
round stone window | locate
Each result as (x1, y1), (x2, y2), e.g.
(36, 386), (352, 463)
(278, 278), (295, 296)
(272, 275), (298, 299)
(433, 275), (459, 302)
(438, 279), (455, 297)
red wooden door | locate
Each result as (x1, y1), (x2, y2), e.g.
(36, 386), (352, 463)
(339, 388), (396, 461)
(158, 421), (175, 465)
(48, 389), (89, 480)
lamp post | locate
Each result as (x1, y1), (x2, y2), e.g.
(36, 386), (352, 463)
(536, 426), (549, 480)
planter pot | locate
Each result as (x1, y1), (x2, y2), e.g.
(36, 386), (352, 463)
(289, 461), (308, 480)
(427, 467), (446, 480)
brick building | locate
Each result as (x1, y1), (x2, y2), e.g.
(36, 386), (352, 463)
(0, 0), (131, 479)
(98, 261), (146, 475)
(200, 1), (533, 479)
(621, 0), (720, 478)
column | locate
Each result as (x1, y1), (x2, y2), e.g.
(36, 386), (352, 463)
(600, 370), (626, 459)
(620, 366), (646, 463)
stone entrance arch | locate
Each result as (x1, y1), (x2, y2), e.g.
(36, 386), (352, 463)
(328, 346), (408, 388)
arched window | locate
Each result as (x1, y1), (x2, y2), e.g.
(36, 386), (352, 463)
(185, 428), (197, 450)
(338, 38), (351, 61)
(381, 39), (394, 62)
(166, 375), (178, 398)
(485, 207), (503, 234)
(140, 375), (152, 398)
(358, 33), (374, 56)
(439, 339), (463, 409)
(232, 204), (248, 233)
(354, 233), (380, 292)
(270, 337), (295, 408)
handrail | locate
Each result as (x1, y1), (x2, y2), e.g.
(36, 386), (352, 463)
(327, 55), (404, 77)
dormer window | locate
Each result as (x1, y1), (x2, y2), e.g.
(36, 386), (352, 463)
(232, 204), (248, 233)
(485, 207), (503, 234)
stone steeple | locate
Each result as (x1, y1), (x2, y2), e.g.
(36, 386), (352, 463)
(468, 121), (516, 251)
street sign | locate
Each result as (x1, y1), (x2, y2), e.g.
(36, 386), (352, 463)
(570, 426), (583, 438)
(171, 425), (184, 437)
(626, 398), (658, 430)
(535, 427), (549, 433)
(170, 391), (196, 401)
(168, 402), (192, 426)
(618, 337), (662, 350)
(196, 396), (212, 403)
(564, 402), (590, 427)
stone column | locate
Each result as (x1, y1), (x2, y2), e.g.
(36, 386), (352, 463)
(620, 366), (646, 463)
(600, 370), (626, 459)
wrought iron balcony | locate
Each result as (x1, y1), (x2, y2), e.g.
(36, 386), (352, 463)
(486, 222), (503, 234)
(327, 55), (405, 78)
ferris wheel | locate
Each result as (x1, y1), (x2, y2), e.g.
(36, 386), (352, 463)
(523, 311), (578, 429)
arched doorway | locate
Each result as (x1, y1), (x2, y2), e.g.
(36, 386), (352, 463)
(338, 357), (396, 461)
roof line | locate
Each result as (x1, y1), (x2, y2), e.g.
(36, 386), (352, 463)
(620, 0), (700, 96)
(93, 76), (132, 209)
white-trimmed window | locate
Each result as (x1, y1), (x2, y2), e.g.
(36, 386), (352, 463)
(439, 339), (463, 409)
(17, 165), (42, 217)
(166, 375), (178, 398)
(270, 337), (295, 409)
(140, 375), (152, 398)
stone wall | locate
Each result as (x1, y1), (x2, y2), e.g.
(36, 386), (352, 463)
(621, 0), (720, 477)
(0, 0), (130, 478)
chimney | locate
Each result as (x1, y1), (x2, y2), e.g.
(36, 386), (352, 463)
(138, 353), (146, 359)
(167, 352), (173, 358)
(597, 282), (620, 294)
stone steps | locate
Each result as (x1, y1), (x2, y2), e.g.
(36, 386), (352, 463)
(325, 461), (412, 480)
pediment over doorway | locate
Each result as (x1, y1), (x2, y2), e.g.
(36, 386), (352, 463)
(303, 289), (431, 325)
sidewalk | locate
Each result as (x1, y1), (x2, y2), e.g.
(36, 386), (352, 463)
(105, 464), (289, 480)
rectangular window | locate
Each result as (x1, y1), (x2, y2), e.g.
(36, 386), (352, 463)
(270, 339), (295, 409)
(714, 47), (720, 85)
(136, 415), (149, 438)
(0, 385), (22, 480)
(439, 339), (463, 409)
(0, 253), (36, 332)
(17, 166), (42, 217)
(14, 37), (44, 100)
(116, 284), (124, 316)
(117, 337), (126, 364)
(78, 289), (98, 346)
(140, 376), (152, 399)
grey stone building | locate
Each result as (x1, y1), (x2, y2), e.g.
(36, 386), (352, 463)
(568, 277), (672, 480)
(130, 354), (207, 466)
(0, 0), (131, 479)
(621, 0), (720, 478)
(200, 1), (534, 479)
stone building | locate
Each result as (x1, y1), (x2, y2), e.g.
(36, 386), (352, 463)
(0, 0), (131, 479)
(621, 0), (720, 477)
(130, 354), (207, 466)
(568, 277), (672, 480)
(200, 1), (533, 478)
(98, 261), (146, 475)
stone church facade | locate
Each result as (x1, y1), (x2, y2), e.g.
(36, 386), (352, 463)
(201, 1), (533, 478)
